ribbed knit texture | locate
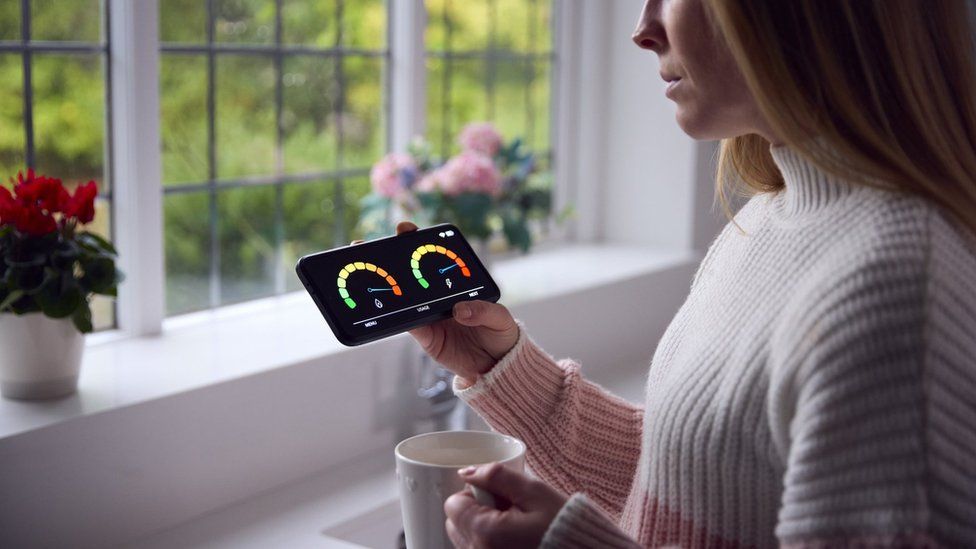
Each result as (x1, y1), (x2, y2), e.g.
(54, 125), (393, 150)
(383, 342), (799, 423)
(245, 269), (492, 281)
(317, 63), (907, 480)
(454, 146), (976, 548)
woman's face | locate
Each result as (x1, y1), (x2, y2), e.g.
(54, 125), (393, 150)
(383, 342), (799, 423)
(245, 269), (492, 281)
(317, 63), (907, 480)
(632, 0), (774, 142)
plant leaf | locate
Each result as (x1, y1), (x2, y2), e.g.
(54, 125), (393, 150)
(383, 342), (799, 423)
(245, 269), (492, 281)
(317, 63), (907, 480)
(79, 256), (117, 294)
(77, 232), (118, 255)
(72, 302), (93, 333)
(0, 289), (24, 312)
(501, 210), (532, 252)
(35, 272), (83, 318)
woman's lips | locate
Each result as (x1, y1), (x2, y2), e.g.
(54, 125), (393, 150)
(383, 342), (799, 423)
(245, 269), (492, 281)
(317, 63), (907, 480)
(665, 78), (681, 99)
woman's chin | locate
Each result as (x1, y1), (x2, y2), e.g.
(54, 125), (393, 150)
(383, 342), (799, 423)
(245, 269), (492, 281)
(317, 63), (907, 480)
(674, 109), (712, 140)
(675, 108), (741, 141)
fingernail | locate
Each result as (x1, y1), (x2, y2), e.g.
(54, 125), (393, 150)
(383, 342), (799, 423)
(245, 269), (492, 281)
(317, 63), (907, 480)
(455, 304), (471, 320)
(458, 466), (476, 476)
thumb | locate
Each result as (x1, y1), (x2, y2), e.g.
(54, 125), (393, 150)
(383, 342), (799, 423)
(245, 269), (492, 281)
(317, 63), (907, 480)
(459, 462), (532, 506)
(452, 300), (514, 332)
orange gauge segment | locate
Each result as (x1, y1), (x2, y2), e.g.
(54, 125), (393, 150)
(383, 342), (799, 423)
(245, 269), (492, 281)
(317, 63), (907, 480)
(337, 262), (402, 309)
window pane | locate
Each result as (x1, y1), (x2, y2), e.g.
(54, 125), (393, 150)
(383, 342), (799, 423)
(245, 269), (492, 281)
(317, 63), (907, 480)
(534, 0), (552, 53)
(216, 54), (276, 179)
(282, 0), (336, 46)
(448, 59), (488, 149)
(425, 56), (447, 154)
(32, 54), (107, 191)
(342, 0), (385, 50)
(493, 60), (528, 143)
(165, 191), (212, 315)
(425, 0), (489, 51)
(31, 0), (102, 42)
(529, 61), (551, 152)
(282, 181), (337, 291)
(283, 55), (339, 174)
(161, 54), (209, 185)
(160, 0), (206, 43)
(215, 0), (274, 44)
(494, 0), (532, 53)
(426, 58), (493, 156)
(0, 0), (20, 40)
(89, 198), (114, 329)
(342, 176), (369, 241)
(218, 186), (276, 304)
(342, 55), (384, 168)
(0, 55), (25, 179)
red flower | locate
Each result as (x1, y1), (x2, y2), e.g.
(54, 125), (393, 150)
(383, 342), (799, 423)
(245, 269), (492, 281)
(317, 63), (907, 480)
(14, 169), (69, 214)
(15, 203), (57, 235)
(64, 181), (98, 224)
(0, 186), (19, 228)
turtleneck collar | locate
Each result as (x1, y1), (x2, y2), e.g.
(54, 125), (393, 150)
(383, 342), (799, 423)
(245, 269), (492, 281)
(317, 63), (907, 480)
(768, 145), (857, 220)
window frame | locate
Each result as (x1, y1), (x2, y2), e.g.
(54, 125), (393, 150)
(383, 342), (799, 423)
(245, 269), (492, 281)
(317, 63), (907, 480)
(107, 0), (576, 337)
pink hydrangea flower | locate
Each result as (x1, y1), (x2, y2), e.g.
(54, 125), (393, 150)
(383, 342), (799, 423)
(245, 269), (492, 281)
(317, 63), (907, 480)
(370, 153), (416, 198)
(436, 151), (503, 196)
(414, 172), (440, 193)
(458, 122), (504, 157)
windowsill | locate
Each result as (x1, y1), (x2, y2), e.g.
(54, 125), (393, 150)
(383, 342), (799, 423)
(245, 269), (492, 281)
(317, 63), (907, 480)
(0, 243), (695, 441)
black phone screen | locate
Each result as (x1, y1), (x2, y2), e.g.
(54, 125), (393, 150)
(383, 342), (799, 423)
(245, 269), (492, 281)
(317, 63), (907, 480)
(296, 224), (501, 346)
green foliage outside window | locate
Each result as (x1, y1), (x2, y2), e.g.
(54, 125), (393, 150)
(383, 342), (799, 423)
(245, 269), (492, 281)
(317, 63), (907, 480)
(0, 0), (553, 319)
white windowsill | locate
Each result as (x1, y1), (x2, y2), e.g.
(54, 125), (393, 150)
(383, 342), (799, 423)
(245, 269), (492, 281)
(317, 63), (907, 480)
(0, 243), (695, 441)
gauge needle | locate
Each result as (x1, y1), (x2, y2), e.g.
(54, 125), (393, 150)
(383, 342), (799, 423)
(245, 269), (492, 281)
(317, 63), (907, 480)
(367, 287), (393, 293)
(438, 264), (459, 274)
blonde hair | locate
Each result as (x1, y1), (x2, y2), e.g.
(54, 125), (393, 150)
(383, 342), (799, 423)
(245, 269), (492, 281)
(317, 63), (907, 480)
(705, 0), (976, 235)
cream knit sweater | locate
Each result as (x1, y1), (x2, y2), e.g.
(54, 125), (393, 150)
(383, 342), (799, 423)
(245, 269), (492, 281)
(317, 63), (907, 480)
(454, 146), (976, 548)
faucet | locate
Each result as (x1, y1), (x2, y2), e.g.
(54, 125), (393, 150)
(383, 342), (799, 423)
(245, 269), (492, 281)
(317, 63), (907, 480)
(393, 348), (473, 444)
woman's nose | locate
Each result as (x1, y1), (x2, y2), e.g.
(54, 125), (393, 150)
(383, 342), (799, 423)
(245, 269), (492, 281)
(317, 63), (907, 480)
(632, 0), (663, 51)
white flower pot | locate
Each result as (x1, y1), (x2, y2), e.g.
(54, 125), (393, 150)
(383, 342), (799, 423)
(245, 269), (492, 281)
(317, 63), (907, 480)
(0, 313), (83, 400)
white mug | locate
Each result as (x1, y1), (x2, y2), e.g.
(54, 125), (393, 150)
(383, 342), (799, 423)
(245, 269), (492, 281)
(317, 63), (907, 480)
(395, 430), (526, 549)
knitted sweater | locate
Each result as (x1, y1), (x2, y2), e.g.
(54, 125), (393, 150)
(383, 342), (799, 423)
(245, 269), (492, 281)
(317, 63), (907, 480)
(453, 146), (976, 548)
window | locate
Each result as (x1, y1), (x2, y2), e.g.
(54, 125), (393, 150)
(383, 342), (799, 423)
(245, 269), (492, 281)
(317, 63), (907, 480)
(2, 0), (559, 326)
(0, 0), (115, 329)
(159, 0), (388, 316)
(425, 0), (553, 165)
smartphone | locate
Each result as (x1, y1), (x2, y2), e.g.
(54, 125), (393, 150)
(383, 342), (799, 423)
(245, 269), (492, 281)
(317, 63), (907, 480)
(296, 224), (501, 346)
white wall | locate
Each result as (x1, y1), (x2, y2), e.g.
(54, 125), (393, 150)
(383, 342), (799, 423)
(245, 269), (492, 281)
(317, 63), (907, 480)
(565, 0), (723, 252)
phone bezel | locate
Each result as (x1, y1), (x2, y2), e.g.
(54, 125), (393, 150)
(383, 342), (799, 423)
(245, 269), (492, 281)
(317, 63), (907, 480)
(295, 223), (501, 346)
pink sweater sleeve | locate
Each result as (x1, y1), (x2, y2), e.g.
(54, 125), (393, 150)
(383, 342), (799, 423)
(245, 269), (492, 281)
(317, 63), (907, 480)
(453, 324), (644, 520)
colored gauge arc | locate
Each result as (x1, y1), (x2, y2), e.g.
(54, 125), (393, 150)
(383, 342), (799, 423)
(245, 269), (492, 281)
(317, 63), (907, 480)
(411, 244), (471, 289)
(337, 262), (401, 309)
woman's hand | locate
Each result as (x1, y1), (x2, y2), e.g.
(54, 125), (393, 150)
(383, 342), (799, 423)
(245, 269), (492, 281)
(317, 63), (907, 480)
(445, 462), (567, 549)
(352, 221), (520, 386)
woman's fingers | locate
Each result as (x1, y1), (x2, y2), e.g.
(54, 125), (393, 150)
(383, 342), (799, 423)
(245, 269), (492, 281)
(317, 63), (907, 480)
(396, 220), (419, 235)
(452, 301), (513, 330)
(445, 489), (504, 543)
(459, 462), (533, 506)
(407, 324), (435, 350)
(445, 518), (468, 548)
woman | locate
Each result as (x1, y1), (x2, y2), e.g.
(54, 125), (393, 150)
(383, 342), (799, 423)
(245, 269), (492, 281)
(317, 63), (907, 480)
(396, 1), (976, 546)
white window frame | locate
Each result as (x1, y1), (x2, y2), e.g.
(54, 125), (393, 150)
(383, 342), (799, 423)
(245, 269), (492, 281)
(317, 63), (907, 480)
(107, 0), (579, 338)
(109, 0), (165, 337)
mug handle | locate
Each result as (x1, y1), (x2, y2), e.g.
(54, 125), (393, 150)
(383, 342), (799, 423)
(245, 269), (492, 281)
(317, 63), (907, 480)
(466, 484), (499, 509)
